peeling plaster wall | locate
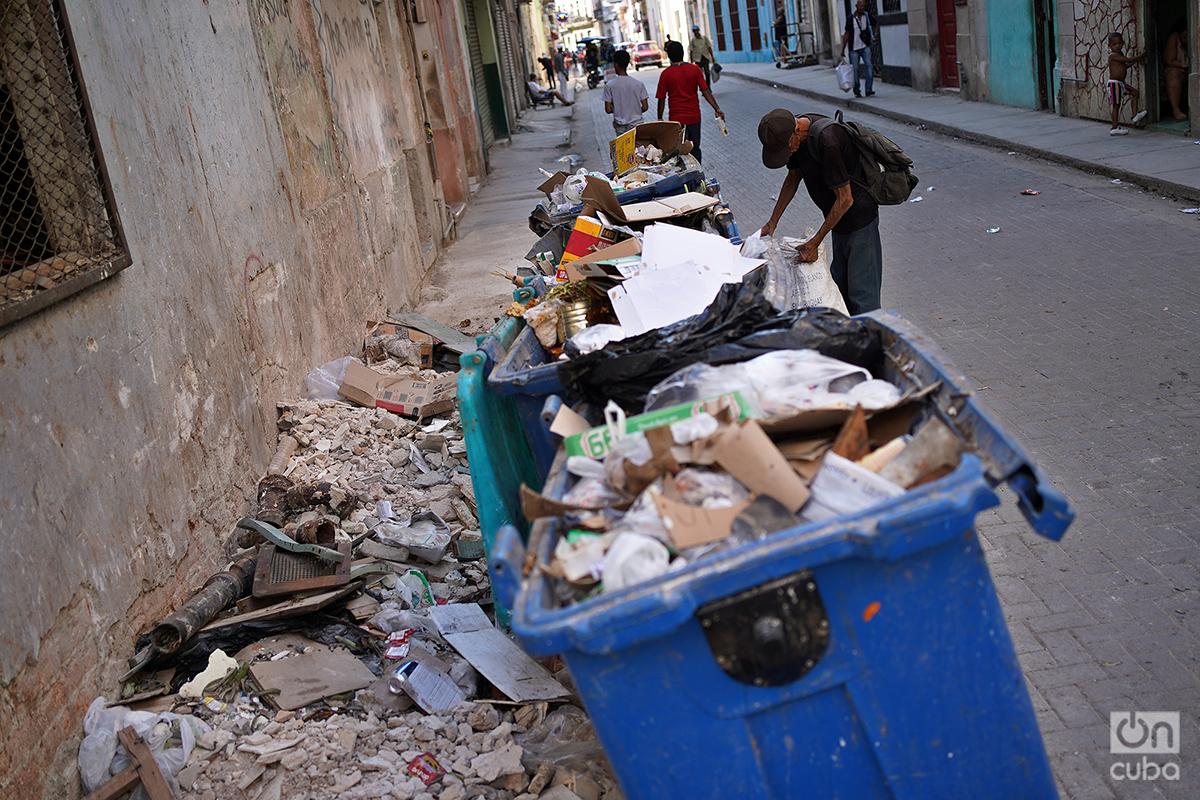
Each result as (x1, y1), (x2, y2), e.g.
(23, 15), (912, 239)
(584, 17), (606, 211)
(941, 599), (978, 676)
(0, 0), (467, 796)
(1060, 0), (1140, 121)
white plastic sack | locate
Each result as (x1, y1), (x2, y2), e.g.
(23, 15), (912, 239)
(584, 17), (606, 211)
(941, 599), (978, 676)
(836, 59), (854, 92)
(78, 697), (210, 796)
(645, 349), (902, 419)
(602, 533), (671, 592)
(569, 323), (629, 355)
(739, 228), (770, 259)
(779, 231), (850, 315)
(306, 356), (358, 401)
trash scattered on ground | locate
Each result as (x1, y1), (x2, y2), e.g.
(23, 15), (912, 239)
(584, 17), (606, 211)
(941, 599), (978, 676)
(1020, 189), (1041, 195)
(1180, 208), (1199, 214)
(909, 196), (923, 202)
(987, 227), (1001, 233)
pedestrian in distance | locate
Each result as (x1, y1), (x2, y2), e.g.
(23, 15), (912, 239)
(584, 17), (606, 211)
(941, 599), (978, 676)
(656, 40), (724, 163)
(553, 47), (569, 95)
(538, 54), (555, 87)
(527, 74), (573, 107)
(603, 50), (649, 136)
(688, 24), (714, 86)
(757, 109), (882, 314)
(839, 0), (875, 98)
(1107, 32), (1147, 135)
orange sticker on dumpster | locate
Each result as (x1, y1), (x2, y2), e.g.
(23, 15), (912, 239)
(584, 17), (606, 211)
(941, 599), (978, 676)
(863, 602), (882, 622)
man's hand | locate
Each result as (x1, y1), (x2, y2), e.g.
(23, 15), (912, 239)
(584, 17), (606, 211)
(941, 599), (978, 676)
(795, 238), (820, 263)
(715, 108), (725, 120)
(761, 220), (777, 236)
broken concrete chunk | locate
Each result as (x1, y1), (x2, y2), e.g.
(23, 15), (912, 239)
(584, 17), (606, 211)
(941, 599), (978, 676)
(469, 742), (525, 782)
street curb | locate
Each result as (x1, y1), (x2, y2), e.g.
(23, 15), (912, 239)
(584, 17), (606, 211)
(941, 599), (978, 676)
(727, 70), (1200, 203)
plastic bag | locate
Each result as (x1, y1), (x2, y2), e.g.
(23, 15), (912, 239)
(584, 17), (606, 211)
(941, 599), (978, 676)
(739, 228), (770, 259)
(306, 356), (359, 401)
(836, 59), (854, 92)
(558, 270), (882, 412)
(568, 324), (629, 355)
(778, 232), (849, 314)
(515, 705), (609, 771)
(602, 532), (672, 592)
(645, 349), (901, 418)
(524, 298), (565, 349)
(78, 697), (210, 796)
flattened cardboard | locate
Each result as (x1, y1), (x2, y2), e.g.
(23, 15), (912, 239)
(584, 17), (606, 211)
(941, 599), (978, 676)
(563, 392), (751, 459)
(653, 480), (754, 548)
(831, 405), (871, 461)
(711, 420), (811, 512)
(536, 171), (570, 197)
(249, 639), (375, 710)
(430, 603), (569, 702)
(610, 127), (637, 173)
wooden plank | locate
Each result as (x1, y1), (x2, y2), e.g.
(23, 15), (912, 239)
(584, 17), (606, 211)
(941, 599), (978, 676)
(199, 583), (359, 632)
(82, 765), (140, 800)
(116, 727), (175, 800)
(430, 604), (568, 702)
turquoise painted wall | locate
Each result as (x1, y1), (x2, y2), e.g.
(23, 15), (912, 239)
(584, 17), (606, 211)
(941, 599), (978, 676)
(988, 2), (1040, 108)
(707, 0), (777, 63)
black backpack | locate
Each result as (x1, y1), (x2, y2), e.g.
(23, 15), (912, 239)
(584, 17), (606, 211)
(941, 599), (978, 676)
(807, 111), (918, 205)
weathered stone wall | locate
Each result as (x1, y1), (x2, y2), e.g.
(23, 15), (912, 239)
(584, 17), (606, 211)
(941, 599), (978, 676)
(0, 1), (481, 796)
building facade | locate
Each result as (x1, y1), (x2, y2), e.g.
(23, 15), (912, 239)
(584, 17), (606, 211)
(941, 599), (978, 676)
(0, 0), (538, 796)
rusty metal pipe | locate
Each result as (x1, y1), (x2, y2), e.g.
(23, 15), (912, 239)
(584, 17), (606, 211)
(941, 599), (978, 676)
(149, 549), (257, 653)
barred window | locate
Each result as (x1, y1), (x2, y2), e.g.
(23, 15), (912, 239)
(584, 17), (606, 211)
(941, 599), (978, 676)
(881, 0), (902, 13)
(1, 0), (129, 328)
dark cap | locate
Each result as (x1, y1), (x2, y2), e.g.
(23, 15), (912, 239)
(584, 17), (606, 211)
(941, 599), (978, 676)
(692, 24), (700, 30)
(758, 109), (798, 169)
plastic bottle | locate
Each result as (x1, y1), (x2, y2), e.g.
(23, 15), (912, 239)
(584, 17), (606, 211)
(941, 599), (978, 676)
(716, 117), (729, 137)
(266, 435), (298, 475)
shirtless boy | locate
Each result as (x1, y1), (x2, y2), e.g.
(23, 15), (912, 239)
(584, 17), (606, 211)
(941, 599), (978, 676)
(1107, 32), (1147, 135)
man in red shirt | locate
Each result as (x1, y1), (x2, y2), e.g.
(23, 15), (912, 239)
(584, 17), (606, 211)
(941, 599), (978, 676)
(655, 40), (724, 162)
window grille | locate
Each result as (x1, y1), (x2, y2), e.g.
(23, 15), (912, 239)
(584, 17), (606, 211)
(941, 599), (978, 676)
(881, 0), (901, 13)
(0, 0), (129, 328)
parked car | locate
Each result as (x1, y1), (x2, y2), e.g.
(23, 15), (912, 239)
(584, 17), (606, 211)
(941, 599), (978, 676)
(632, 41), (663, 69)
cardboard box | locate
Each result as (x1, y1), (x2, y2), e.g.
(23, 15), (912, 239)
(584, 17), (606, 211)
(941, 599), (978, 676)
(561, 393), (751, 459)
(338, 361), (457, 418)
(631, 121), (693, 159)
(536, 171), (571, 199)
(560, 215), (624, 267)
(376, 373), (457, 418)
(563, 236), (642, 282)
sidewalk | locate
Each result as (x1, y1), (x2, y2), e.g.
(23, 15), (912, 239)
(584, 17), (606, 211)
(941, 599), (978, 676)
(416, 99), (591, 330)
(724, 61), (1200, 202)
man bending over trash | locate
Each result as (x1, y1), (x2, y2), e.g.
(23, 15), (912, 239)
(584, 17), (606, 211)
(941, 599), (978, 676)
(757, 109), (881, 314)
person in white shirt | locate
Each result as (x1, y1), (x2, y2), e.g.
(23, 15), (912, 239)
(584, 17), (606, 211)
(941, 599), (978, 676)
(602, 50), (649, 136)
(527, 74), (573, 107)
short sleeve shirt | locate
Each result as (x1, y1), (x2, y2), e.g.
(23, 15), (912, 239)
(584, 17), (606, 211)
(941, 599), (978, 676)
(786, 114), (878, 234)
(655, 63), (708, 125)
(602, 76), (649, 127)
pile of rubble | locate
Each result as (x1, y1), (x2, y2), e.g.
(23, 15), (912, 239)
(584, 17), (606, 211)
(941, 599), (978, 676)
(80, 322), (622, 800)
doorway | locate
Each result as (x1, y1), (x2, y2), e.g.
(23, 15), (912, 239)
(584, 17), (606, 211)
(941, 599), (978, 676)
(935, 0), (958, 87)
(1146, 0), (1189, 131)
(1033, 0), (1056, 110)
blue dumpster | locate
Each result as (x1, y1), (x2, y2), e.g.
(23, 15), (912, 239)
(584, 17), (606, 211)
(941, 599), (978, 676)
(490, 310), (1072, 800)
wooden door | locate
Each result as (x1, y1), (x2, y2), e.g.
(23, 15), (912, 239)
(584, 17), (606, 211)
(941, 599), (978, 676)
(936, 0), (959, 87)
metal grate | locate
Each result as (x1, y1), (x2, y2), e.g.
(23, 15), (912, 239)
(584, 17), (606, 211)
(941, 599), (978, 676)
(0, 0), (129, 328)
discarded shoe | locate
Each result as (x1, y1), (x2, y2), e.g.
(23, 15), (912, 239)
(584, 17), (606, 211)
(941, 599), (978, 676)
(866, 90), (876, 96)
(1131, 110), (1147, 126)
(1109, 127), (1129, 136)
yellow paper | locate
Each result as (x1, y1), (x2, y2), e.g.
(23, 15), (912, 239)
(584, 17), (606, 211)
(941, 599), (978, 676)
(609, 127), (638, 173)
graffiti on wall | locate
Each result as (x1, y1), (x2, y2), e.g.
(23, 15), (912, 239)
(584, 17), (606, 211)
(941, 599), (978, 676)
(251, 0), (343, 208)
(311, 0), (404, 177)
(1071, 0), (1140, 119)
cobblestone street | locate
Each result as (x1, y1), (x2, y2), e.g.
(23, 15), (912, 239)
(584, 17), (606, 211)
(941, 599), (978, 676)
(582, 72), (1200, 798)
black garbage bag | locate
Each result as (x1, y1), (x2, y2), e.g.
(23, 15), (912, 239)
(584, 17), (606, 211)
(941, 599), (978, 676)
(559, 271), (883, 412)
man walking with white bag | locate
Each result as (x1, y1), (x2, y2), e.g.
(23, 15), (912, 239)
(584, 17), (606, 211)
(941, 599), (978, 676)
(839, 0), (875, 97)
